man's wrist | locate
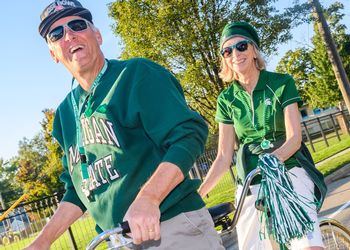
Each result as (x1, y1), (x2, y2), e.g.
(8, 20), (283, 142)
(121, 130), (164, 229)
(136, 190), (161, 206)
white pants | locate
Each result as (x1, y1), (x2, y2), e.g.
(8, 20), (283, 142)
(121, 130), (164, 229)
(235, 167), (324, 250)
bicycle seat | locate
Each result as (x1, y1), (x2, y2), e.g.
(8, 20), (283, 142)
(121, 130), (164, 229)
(208, 202), (234, 223)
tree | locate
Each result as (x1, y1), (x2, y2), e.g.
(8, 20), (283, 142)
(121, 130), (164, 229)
(310, 0), (350, 111)
(108, 0), (309, 131)
(276, 47), (314, 104)
(307, 2), (350, 108)
(0, 159), (23, 207)
(16, 110), (63, 200)
(276, 2), (350, 108)
(41, 109), (64, 194)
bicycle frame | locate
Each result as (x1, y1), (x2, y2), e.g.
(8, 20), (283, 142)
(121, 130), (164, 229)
(86, 168), (262, 250)
(230, 168), (261, 228)
(87, 167), (350, 249)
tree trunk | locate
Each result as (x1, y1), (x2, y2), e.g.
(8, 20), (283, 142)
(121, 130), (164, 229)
(310, 0), (350, 112)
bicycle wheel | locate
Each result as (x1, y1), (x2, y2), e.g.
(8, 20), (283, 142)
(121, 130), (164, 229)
(320, 219), (350, 250)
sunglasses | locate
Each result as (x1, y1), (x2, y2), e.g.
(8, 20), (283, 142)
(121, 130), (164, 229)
(220, 40), (251, 58)
(47, 19), (90, 42)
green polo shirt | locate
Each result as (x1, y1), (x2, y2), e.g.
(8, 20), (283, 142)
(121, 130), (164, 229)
(216, 70), (302, 181)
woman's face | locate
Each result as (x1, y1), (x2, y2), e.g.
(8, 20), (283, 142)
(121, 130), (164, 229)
(221, 36), (257, 76)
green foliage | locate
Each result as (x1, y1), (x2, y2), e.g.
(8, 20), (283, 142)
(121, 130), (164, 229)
(0, 159), (23, 207)
(276, 47), (314, 103)
(108, 0), (309, 130)
(41, 109), (64, 195)
(306, 28), (342, 108)
(276, 2), (350, 109)
(15, 109), (63, 200)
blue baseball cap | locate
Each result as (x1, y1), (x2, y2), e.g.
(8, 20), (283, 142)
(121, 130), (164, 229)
(39, 0), (93, 39)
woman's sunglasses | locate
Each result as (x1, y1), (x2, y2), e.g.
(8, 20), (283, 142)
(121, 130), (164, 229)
(47, 19), (90, 42)
(220, 40), (251, 58)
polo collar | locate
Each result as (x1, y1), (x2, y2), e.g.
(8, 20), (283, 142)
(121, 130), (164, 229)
(232, 69), (268, 93)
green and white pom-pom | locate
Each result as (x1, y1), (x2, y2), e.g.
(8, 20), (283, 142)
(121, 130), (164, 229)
(257, 153), (315, 245)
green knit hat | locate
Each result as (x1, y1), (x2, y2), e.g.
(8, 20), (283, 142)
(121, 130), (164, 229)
(220, 21), (260, 49)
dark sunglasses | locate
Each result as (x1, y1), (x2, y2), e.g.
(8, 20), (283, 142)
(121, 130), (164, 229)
(220, 40), (251, 58)
(47, 19), (90, 42)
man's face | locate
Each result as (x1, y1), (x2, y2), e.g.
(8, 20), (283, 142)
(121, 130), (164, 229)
(47, 15), (103, 74)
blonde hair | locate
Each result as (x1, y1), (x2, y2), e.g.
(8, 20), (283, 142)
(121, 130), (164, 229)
(218, 44), (266, 83)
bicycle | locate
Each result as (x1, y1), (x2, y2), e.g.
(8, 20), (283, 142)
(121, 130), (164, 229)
(86, 168), (350, 250)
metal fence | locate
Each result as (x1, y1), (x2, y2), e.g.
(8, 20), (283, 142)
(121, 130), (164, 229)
(302, 110), (350, 152)
(0, 194), (97, 250)
(191, 149), (237, 206)
(1, 110), (349, 249)
(0, 150), (237, 250)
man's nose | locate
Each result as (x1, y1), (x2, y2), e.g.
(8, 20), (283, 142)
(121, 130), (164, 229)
(64, 27), (76, 41)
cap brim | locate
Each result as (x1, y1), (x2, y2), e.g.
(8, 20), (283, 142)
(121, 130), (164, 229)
(39, 8), (92, 38)
(220, 35), (259, 50)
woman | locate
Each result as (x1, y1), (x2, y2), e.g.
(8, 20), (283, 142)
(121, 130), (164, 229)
(198, 21), (326, 250)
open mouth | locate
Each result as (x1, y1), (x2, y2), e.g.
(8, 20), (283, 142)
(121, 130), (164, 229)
(70, 45), (84, 54)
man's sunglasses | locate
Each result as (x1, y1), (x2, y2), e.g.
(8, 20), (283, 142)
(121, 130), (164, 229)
(220, 40), (251, 58)
(47, 19), (90, 42)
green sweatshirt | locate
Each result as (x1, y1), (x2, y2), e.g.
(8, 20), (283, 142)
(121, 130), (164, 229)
(52, 58), (208, 232)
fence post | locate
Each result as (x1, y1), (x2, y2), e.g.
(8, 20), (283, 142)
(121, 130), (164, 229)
(340, 110), (350, 134)
(67, 226), (78, 250)
(189, 170), (194, 179)
(228, 166), (236, 186)
(192, 162), (203, 181)
(303, 121), (315, 152)
(316, 117), (329, 147)
(329, 113), (341, 141)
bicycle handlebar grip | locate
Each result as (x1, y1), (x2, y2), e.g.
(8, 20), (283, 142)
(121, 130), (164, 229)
(121, 221), (131, 235)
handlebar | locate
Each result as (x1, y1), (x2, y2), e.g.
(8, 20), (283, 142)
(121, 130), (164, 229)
(230, 168), (261, 228)
(86, 221), (131, 250)
(87, 168), (262, 249)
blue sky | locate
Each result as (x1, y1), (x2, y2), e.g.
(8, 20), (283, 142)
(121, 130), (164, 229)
(0, 0), (349, 160)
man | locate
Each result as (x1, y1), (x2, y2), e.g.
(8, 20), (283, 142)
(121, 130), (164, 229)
(25, 1), (224, 249)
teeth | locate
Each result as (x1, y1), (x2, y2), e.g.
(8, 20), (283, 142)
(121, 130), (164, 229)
(70, 45), (83, 53)
(235, 58), (246, 64)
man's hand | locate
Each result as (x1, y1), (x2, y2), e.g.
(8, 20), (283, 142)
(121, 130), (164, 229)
(123, 195), (161, 244)
(123, 162), (184, 245)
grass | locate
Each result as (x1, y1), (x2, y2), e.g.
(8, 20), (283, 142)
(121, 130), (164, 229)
(204, 132), (350, 208)
(305, 133), (350, 163)
(0, 216), (106, 250)
(203, 171), (236, 208)
(317, 152), (350, 176)
(3, 133), (350, 249)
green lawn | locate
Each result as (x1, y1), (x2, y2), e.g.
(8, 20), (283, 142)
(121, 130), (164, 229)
(0, 216), (106, 250)
(305, 133), (350, 163)
(204, 133), (350, 208)
(3, 133), (350, 250)
(317, 152), (350, 176)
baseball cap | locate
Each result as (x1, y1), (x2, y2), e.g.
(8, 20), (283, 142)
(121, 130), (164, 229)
(220, 21), (260, 49)
(39, 0), (93, 39)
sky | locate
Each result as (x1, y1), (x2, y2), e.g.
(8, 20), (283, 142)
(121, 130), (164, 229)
(0, 0), (349, 161)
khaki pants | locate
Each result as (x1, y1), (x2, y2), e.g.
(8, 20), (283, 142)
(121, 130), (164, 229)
(132, 207), (225, 250)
